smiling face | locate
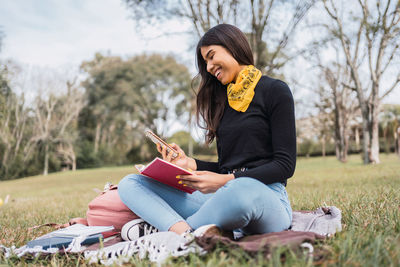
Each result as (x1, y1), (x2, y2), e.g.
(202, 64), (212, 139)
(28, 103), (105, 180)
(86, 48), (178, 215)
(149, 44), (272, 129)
(200, 45), (245, 85)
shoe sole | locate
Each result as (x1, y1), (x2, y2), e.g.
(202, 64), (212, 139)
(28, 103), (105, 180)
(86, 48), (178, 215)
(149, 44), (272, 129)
(195, 224), (234, 239)
(121, 218), (145, 241)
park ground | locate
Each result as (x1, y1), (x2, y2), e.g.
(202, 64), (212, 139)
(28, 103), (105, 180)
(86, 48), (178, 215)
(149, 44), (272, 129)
(0, 154), (399, 266)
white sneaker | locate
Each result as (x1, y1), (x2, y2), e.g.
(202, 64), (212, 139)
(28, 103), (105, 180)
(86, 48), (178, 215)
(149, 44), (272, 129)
(193, 224), (234, 239)
(193, 224), (221, 237)
(121, 219), (159, 241)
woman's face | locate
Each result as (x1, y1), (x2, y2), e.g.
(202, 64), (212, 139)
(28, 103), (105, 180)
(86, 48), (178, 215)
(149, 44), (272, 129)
(200, 45), (245, 85)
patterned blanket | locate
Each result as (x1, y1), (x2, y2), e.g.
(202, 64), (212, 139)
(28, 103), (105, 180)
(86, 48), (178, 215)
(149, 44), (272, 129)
(0, 206), (341, 265)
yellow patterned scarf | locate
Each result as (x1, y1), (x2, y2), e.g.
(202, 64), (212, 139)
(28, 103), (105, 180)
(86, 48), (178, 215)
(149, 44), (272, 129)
(227, 65), (262, 112)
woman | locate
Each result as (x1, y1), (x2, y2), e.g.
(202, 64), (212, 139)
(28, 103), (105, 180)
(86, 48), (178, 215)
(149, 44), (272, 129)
(118, 24), (296, 239)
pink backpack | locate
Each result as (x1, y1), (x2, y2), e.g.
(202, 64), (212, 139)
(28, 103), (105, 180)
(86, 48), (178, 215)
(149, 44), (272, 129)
(86, 184), (139, 230)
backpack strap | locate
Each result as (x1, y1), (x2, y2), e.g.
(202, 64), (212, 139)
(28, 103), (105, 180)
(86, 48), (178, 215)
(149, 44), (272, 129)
(28, 217), (88, 233)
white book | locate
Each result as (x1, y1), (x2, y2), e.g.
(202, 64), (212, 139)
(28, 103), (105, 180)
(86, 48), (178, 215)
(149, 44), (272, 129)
(51, 224), (114, 237)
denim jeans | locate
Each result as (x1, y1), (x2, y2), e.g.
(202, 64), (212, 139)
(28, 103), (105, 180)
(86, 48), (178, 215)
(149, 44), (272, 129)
(118, 174), (292, 234)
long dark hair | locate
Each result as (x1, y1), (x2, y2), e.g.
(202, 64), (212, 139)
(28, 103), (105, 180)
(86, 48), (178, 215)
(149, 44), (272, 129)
(194, 24), (254, 144)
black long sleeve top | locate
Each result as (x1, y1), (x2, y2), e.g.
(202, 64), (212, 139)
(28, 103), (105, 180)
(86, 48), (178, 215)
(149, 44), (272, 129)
(195, 76), (296, 185)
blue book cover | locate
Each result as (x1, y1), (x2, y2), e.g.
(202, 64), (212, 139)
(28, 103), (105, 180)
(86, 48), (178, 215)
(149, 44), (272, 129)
(27, 233), (103, 250)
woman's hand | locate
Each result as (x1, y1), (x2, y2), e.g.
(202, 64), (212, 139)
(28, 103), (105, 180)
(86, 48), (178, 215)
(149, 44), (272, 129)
(178, 171), (235, 194)
(157, 143), (196, 171)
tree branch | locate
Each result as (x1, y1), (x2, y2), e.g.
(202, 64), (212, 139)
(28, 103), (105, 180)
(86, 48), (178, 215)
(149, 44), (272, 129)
(380, 43), (399, 77)
(379, 73), (400, 100)
(341, 82), (358, 92)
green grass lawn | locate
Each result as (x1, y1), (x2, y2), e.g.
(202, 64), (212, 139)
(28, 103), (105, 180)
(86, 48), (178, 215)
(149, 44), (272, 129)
(0, 154), (399, 266)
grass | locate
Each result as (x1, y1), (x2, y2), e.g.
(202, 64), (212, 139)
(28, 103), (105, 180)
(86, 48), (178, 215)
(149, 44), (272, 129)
(0, 154), (399, 266)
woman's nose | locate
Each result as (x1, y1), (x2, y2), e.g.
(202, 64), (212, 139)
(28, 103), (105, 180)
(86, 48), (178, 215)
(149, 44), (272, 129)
(206, 62), (213, 74)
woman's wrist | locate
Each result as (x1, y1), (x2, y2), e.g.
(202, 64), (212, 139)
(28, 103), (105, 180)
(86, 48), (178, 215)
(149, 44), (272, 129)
(188, 157), (197, 171)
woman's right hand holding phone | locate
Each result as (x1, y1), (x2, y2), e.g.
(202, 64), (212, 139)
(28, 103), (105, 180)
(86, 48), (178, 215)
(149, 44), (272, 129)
(157, 143), (197, 171)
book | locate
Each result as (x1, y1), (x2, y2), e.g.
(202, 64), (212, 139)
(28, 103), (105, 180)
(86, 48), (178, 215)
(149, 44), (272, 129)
(51, 224), (114, 237)
(135, 157), (196, 194)
(27, 234), (103, 250)
(26, 224), (115, 250)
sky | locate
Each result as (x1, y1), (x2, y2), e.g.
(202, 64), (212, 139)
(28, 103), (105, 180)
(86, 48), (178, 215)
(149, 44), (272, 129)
(0, 0), (193, 68)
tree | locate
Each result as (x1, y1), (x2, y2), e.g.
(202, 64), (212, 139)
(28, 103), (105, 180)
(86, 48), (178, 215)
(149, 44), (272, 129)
(321, 0), (400, 164)
(55, 80), (85, 171)
(80, 53), (192, 162)
(323, 63), (359, 162)
(313, 84), (333, 158)
(304, 38), (359, 162)
(0, 62), (31, 179)
(123, 0), (315, 74)
(29, 75), (85, 175)
(0, 93), (29, 177)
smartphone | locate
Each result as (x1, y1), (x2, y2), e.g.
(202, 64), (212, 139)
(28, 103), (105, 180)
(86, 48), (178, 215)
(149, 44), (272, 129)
(145, 130), (179, 159)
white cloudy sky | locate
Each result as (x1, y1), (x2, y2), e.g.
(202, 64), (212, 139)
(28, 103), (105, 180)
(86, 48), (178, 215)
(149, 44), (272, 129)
(0, 0), (193, 68)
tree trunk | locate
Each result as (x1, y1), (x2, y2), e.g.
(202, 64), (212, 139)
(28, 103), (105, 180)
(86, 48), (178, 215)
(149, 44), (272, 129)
(397, 126), (400, 158)
(341, 127), (349, 162)
(72, 152), (76, 171)
(70, 143), (77, 171)
(359, 102), (371, 164)
(44, 142), (49, 176)
(1, 143), (11, 177)
(1, 144), (10, 169)
(369, 99), (380, 164)
(335, 141), (340, 161)
(333, 92), (347, 162)
(355, 127), (360, 151)
(94, 122), (101, 153)
(321, 138), (326, 157)
(334, 117), (344, 162)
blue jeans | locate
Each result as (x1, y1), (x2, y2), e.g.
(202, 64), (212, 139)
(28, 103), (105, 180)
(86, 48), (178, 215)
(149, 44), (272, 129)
(118, 174), (292, 234)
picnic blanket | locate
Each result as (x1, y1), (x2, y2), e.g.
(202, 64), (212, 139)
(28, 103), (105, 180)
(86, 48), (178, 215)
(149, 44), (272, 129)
(0, 206), (341, 265)
(195, 206), (341, 258)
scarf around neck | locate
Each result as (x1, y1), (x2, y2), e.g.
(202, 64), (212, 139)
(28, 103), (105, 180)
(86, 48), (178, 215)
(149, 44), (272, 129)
(227, 65), (262, 112)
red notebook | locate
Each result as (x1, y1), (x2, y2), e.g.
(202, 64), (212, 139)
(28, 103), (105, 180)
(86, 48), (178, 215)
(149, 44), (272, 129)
(135, 157), (196, 194)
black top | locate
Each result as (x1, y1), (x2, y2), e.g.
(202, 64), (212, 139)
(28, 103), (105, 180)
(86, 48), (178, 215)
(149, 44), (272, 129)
(195, 76), (296, 185)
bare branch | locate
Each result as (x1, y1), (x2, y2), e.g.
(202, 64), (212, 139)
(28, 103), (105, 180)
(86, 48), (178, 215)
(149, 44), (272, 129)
(380, 43), (400, 76)
(206, 0), (211, 28)
(353, 1), (365, 65)
(382, 0), (392, 29)
(267, 1), (313, 71)
(379, 73), (400, 100)
(323, 0), (364, 96)
(341, 82), (358, 92)
(186, 0), (203, 37)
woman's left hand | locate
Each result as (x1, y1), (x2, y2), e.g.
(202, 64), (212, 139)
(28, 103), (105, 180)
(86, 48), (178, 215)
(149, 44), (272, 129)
(178, 171), (235, 194)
